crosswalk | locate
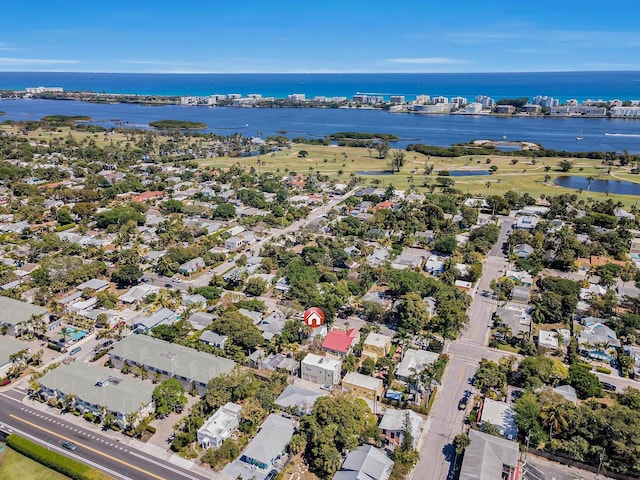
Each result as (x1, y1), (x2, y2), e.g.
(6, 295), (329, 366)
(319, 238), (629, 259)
(18, 406), (129, 452)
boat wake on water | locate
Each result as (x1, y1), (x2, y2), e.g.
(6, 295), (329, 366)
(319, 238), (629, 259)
(604, 133), (640, 137)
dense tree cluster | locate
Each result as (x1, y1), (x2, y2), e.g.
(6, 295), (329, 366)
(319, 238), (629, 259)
(294, 395), (379, 478)
(515, 387), (640, 476)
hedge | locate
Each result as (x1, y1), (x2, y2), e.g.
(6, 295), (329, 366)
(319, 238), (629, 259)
(5, 434), (112, 480)
(595, 366), (612, 374)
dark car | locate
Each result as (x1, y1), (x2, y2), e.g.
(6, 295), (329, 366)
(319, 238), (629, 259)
(62, 441), (78, 451)
(265, 470), (278, 480)
(69, 346), (81, 356)
(458, 397), (468, 411)
(601, 382), (617, 392)
(164, 283), (173, 288)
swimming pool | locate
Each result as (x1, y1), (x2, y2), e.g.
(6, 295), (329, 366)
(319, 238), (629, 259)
(65, 326), (88, 341)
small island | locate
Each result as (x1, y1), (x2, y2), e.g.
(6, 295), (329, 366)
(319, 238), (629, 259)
(40, 115), (92, 125)
(149, 119), (208, 130)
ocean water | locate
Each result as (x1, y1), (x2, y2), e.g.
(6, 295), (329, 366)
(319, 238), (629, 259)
(1, 99), (640, 153)
(1, 71), (640, 102)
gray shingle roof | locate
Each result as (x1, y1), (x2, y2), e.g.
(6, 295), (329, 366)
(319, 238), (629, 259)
(0, 296), (47, 326)
(110, 334), (235, 386)
(38, 362), (154, 417)
(458, 429), (519, 480)
(0, 336), (31, 367)
(333, 445), (394, 480)
(241, 414), (295, 466)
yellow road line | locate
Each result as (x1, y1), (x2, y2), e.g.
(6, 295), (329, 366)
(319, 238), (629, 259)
(9, 414), (165, 480)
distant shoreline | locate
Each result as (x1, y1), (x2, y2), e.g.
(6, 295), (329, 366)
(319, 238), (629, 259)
(0, 91), (636, 120)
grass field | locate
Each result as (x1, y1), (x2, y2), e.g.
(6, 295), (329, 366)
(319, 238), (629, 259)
(0, 446), (70, 480)
(2, 123), (637, 206)
(200, 144), (640, 206)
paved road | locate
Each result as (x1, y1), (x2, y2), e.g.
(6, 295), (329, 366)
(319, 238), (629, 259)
(0, 387), (214, 480)
(412, 217), (515, 480)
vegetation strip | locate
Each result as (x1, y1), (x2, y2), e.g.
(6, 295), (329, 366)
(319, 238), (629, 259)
(5, 434), (112, 480)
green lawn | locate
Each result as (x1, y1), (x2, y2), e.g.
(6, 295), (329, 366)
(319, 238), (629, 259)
(0, 446), (70, 480)
(200, 144), (640, 206)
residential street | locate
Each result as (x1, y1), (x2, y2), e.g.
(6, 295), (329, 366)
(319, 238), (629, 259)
(412, 217), (514, 480)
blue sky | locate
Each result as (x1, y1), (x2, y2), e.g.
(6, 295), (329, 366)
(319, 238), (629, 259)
(2, 0), (640, 73)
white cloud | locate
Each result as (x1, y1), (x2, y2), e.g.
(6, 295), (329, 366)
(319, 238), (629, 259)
(385, 57), (465, 65)
(0, 57), (78, 65)
(0, 43), (20, 51)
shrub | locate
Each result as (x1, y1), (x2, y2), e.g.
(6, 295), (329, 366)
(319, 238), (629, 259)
(5, 434), (111, 480)
(595, 366), (612, 374)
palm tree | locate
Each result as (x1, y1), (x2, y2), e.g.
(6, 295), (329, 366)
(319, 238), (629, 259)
(541, 403), (569, 438)
(586, 176), (594, 191)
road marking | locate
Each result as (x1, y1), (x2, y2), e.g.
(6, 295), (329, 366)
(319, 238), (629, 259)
(0, 393), (23, 404)
(127, 451), (203, 480)
(9, 414), (167, 480)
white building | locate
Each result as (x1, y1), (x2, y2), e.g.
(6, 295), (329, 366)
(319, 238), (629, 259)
(611, 106), (640, 117)
(475, 95), (495, 108)
(197, 402), (242, 449)
(395, 349), (439, 381)
(301, 353), (342, 386)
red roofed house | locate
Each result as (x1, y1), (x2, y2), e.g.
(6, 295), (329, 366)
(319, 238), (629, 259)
(373, 200), (392, 212)
(322, 328), (360, 357)
(131, 191), (164, 203)
(289, 174), (306, 189)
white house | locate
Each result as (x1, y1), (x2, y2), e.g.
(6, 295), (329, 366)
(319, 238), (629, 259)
(197, 402), (242, 449)
(178, 257), (205, 274)
(538, 330), (559, 350)
(301, 353), (342, 386)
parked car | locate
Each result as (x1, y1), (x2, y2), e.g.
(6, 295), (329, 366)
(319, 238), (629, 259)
(140, 277), (149, 282)
(164, 283), (173, 288)
(265, 469), (278, 480)
(69, 347), (81, 356)
(320, 384), (335, 392)
(62, 441), (78, 451)
(601, 381), (617, 392)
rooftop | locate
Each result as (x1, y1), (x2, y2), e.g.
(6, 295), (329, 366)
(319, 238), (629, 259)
(0, 296), (48, 326)
(241, 414), (295, 466)
(322, 329), (359, 353)
(110, 334), (235, 386)
(342, 371), (383, 391)
(38, 361), (154, 416)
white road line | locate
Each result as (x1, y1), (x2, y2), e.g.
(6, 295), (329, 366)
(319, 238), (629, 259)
(1, 422), (132, 480)
(128, 450), (203, 480)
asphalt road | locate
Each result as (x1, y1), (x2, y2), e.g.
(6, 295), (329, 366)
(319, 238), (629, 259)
(412, 216), (515, 480)
(0, 386), (213, 480)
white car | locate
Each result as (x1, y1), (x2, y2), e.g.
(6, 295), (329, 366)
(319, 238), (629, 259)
(320, 384), (334, 392)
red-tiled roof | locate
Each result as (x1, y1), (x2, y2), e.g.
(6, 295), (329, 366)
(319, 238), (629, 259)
(131, 191), (164, 202)
(322, 329), (358, 353)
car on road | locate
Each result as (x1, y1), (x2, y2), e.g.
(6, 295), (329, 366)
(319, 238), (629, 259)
(320, 384), (335, 392)
(265, 469), (278, 480)
(140, 277), (149, 282)
(601, 381), (617, 392)
(69, 347), (81, 356)
(62, 441), (78, 451)
(164, 283), (173, 288)
(174, 278), (181, 283)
